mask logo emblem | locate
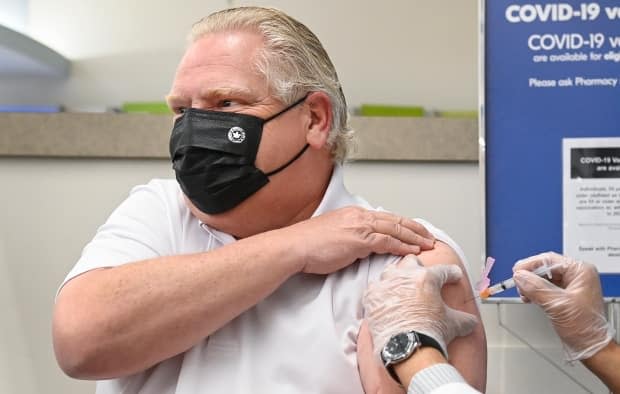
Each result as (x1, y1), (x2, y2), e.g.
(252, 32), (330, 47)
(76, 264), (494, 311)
(227, 126), (246, 143)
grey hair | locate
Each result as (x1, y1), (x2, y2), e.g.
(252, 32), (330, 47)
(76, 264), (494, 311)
(189, 6), (353, 162)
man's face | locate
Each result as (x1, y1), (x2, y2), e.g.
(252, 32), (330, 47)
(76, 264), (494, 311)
(166, 30), (321, 236)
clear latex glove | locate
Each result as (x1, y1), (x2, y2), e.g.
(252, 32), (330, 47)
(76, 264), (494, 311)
(363, 255), (478, 358)
(513, 252), (614, 361)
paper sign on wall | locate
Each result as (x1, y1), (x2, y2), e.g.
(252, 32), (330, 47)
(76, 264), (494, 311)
(563, 137), (620, 273)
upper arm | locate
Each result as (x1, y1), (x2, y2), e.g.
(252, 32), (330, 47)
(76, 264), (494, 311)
(58, 181), (175, 296)
(356, 241), (487, 393)
(415, 241), (487, 392)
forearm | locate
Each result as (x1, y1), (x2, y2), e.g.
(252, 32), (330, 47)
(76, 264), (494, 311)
(581, 341), (620, 393)
(53, 228), (302, 379)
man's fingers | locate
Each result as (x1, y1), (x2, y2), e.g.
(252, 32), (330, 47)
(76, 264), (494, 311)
(367, 233), (421, 256)
(371, 219), (434, 250)
(370, 212), (435, 249)
(373, 211), (434, 238)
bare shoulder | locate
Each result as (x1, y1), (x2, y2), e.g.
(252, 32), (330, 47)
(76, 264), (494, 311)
(413, 241), (472, 301)
(408, 241), (475, 314)
(415, 240), (465, 270)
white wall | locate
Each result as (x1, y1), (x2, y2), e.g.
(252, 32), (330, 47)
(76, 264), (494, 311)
(0, 1), (611, 393)
(236, 0), (477, 112)
(0, 158), (173, 394)
(1, 0), (476, 113)
(0, 233), (37, 393)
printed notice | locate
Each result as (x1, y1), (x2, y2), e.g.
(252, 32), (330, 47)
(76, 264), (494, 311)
(563, 138), (620, 273)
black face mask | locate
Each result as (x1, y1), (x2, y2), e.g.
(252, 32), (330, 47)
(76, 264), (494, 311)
(169, 95), (309, 215)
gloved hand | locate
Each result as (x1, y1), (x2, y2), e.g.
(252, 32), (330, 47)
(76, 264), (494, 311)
(362, 255), (478, 358)
(513, 252), (615, 361)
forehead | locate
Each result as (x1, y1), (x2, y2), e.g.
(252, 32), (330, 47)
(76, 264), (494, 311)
(171, 30), (269, 98)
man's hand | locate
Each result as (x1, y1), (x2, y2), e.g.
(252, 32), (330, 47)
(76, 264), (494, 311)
(362, 255), (478, 357)
(285, 206), (435, 275)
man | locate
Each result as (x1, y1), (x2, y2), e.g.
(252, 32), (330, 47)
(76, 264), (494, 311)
(53, 7), (486, 393)
(364, 253), (619, 393)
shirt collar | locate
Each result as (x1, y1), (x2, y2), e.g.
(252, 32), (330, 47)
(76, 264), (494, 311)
(199, 221), (236, 245)
(311, 163), (358, 217)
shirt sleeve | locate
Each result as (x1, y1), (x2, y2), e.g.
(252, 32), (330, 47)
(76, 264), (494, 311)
(407, 364), (482, 394)
(59, 180), (177, 292)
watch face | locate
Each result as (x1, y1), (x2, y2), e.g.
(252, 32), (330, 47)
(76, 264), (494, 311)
(382, 332), (417, 364)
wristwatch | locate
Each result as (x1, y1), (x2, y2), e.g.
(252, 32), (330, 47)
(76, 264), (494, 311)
(380, 331), (445, 384)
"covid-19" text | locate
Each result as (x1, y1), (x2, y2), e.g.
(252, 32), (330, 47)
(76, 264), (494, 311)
(505, 3), (620, 23)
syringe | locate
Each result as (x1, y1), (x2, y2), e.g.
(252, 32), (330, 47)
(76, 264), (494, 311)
(479, 262), (556, 299)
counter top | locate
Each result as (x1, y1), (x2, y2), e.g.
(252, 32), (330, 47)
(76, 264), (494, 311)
(0, 113), (478, 161)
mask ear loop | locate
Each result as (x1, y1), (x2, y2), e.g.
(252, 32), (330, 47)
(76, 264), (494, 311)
(263, 93), (310, 122)
(265, 144), (310, 177)
(263, 92), (312, 177)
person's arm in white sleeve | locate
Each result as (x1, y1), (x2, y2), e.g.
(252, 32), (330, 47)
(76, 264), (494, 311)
(399, 349), (481, 394)
(513, 252), (619, 393)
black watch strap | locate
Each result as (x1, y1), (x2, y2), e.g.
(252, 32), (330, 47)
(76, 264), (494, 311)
(386, 332), (445, 385)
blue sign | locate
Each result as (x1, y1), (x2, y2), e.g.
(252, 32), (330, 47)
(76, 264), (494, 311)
(484, 0), (620, 297)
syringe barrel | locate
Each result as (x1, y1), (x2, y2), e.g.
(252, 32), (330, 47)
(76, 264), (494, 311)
(503, 278), (515, 289)
(488, 277), (516, 295)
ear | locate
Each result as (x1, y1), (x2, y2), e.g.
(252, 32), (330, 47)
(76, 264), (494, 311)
(304, 91), (332, 149)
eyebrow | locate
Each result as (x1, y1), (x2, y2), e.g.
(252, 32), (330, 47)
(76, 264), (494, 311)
(200, 86), (254, 99)
(166, 86), (256, 107)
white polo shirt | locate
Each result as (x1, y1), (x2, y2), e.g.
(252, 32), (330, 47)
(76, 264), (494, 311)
(62, 164), (468, 394)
